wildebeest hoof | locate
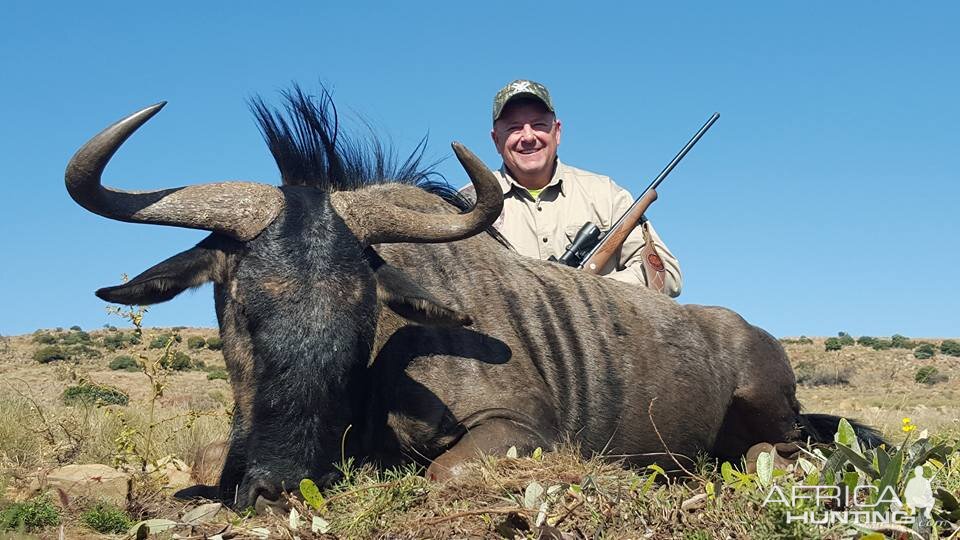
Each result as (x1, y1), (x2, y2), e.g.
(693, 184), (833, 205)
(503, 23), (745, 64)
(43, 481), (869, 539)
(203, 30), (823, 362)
(173, 484), (220, 501)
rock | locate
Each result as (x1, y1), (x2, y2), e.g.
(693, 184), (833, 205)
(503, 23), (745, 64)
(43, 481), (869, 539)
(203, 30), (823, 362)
(46, 464), (130, 506)
(681, 493), (708, 511)
(182, 502), (224, 525)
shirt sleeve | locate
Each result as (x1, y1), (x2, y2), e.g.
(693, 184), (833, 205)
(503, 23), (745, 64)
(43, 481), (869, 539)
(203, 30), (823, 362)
(605, 185), (683, 297)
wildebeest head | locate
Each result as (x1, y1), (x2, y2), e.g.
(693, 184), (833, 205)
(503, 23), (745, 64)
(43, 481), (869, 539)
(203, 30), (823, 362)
(65, 88), (503, 508)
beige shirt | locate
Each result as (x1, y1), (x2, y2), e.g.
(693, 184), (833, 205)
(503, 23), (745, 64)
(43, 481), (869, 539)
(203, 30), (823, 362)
(470, 160), (682, 297)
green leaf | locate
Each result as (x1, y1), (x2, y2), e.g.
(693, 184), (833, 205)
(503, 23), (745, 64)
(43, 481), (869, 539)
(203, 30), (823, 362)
(506, 446), (518, 458)
(834, 444), (880, 479)
(875, 447), (904, 513)
(532, 447), (543, 461)
(705, 481), (716, 500)
(756, 450), (774, 488)
(721, 461), (735, 484)
(834, 418), (862, 455)
(524, 481), (545, 509)
(299, 478), (325, 511)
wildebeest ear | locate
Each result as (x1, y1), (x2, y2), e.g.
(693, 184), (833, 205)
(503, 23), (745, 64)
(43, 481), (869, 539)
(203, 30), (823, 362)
(96, 243), (224, 305)
(366, 251), (472, 327)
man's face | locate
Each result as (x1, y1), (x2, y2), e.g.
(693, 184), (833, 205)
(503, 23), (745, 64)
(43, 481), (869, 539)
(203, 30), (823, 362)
(491, 100), (561, 188)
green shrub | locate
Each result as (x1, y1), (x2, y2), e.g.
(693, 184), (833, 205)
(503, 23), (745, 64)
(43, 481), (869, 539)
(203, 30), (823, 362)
(856, 336), (877, 347)
(33, 345), (67, 363)
(824, 337), (843, 351)
(0, 495), (60, 531)
(31, 332), (56, 345)
(913, 343), (936, 360)
(108, 355), (140, 371)
(60, 331), (92, 345)
(103, 331), (139, 351)
(187, 336), (206, 349)
(207, 368), (229, 381)
(206, 336), (223, 350)
(837, 332), (855, 346)
(915, 366), (947, 385)
(80, 502), (132, 534)
(69, 325), (82, 331)
(62, 383), (129, 406)
(149, 333), (176, 349)
(794, 361), (853, 386)
(162, 351), (193, 371)
(940, 339), (960, 357)
(871, 339), (892, 350)
(891, 334), (915, 349)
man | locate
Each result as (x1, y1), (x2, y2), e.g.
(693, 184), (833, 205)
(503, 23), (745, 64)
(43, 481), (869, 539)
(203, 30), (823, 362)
(475, 79), (682, 296)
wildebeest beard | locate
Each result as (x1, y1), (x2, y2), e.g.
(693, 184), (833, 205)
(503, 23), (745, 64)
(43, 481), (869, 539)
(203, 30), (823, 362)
(65, 84), (885, 512)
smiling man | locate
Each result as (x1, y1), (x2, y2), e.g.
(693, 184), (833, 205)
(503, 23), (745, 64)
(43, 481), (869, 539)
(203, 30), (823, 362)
(483, 79), (682, 296)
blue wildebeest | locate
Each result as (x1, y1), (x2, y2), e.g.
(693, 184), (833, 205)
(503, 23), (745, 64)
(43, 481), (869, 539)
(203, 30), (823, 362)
(65, 88), (880, 510)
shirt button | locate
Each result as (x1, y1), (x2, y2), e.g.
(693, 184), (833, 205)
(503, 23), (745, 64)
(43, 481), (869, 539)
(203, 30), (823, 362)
(542, 237), (548, 243)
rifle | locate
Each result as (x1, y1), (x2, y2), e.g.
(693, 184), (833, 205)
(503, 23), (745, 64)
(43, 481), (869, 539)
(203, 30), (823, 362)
(554, 113), (720, 279)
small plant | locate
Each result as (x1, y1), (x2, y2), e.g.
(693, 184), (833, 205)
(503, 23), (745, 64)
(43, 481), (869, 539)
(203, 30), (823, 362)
(207, 368), (229, 381)
(80, 502), (133, 534)
(871, 339), (893, 350)
(0, 495), (60, 531)
(60, 330), (92, 345)
(856, 336), (877, 347)
(66, 344), (102, 359)
(109, 355), (140, 371)
(837, 332), (854, 346)
(103, 331), (140, 351)
(913, 343), (936, 360)
(205, 336), (223, 350)
(187, 336), (206, 349)
(824, 337), (843, 351)
(33, 345), (68, 363)
(940, 339), (960, 357)
(70, 325), (83, 331)
(794, 361), (853, 386)
(915, 366), (947, 385)
(63, 382), (129, 406)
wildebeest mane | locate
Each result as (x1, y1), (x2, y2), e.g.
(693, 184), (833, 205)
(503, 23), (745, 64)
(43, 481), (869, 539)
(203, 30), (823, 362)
(251, 84), (512, 247)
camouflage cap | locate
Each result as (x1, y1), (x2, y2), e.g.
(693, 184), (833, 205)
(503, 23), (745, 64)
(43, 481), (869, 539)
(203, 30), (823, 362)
(492, 79), (555, 123)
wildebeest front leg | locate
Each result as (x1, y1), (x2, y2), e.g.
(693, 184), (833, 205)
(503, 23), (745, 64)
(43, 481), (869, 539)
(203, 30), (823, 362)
(426, 418), (549, 481)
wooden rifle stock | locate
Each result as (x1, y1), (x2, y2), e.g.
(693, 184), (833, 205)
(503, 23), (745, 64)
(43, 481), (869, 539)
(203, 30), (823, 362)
(576, 112), (719, 277)
(581, 189), (657, 274)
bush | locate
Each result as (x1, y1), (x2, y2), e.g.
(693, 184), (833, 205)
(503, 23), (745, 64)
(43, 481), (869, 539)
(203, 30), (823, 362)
(149, 333), (177, 349)
(824, 337), (843, 351)
(69, 325), (82, 331)
(856, 336), (877, 347)
(80, 503), (132, 534)
(66, 344), (102, 359)
(187, 336), (206, 349)
(62, 383), (129, 406)
(31, 332), (56, 345)
(60, 331), (92, 345)
(891, 334), (915, 349)
(33, 345), (67, 363)
(206, 336), (223, 350)
(940, 339), (960, 357)
(162, 351), (193, 371)
(837, 332), (855, 346)
(0, 495), (60, 531)
(913, 343), (936, 360)
(103, 331), (139, 351)
(915, 366), (948, 385)
(871, 339), (893, 350)
(109, 355), (140, 371)
(207, 368), (229, 381)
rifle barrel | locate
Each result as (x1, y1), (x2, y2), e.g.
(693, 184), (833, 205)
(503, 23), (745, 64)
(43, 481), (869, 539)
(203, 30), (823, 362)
(646, 112), (719, 193)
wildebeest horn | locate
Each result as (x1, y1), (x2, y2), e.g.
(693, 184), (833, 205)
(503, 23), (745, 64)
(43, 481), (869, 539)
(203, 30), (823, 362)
(330, 142), (503, 245)
(65, 103), (285, 241)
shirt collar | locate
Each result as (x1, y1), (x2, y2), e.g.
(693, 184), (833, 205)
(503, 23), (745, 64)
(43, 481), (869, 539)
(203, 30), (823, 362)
(497, 158), (567, 197)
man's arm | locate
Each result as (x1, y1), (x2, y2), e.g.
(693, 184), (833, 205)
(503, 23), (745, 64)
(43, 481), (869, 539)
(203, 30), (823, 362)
(605, 186), (683, 297)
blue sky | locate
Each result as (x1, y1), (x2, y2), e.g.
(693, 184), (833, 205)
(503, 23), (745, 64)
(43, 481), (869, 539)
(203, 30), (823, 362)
(1, 2), (957, 338)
